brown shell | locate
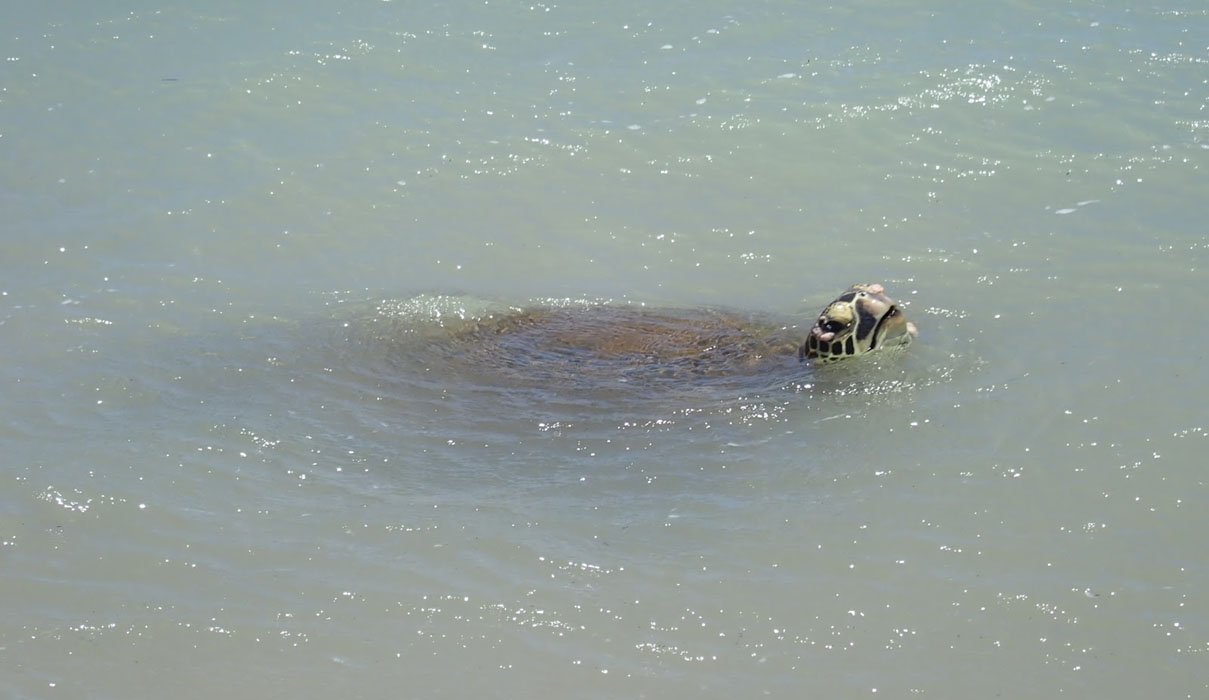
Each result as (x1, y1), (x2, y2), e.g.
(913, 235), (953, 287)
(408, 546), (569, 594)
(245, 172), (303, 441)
(441, 305), (806, 383)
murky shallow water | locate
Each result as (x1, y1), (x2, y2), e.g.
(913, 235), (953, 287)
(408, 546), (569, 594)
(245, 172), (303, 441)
(3, 1), (1209, 697)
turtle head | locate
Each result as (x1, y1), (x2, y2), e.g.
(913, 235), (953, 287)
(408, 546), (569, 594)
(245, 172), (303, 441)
(801, 283), (916, 363)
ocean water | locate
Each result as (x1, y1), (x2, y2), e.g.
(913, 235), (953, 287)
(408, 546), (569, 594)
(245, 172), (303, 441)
(2, 1), (1207, 697)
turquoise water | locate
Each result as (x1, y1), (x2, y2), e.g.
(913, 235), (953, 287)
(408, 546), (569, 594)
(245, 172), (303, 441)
(3, 1), (1208, 697)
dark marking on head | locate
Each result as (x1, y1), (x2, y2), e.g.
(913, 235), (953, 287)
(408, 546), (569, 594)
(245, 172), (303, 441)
(831, 340), (843, 356)
(845, 336), (855, 356)
(855, 306), (879, 342)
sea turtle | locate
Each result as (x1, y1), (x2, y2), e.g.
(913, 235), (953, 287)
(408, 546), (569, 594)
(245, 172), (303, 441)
(438, 283), (916, 386)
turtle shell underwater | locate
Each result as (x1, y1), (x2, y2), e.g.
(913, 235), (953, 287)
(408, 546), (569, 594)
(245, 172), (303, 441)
(434, 283), (917, 386)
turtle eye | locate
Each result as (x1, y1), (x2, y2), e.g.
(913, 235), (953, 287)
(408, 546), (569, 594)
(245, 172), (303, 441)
(820, 319), (845, 334)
